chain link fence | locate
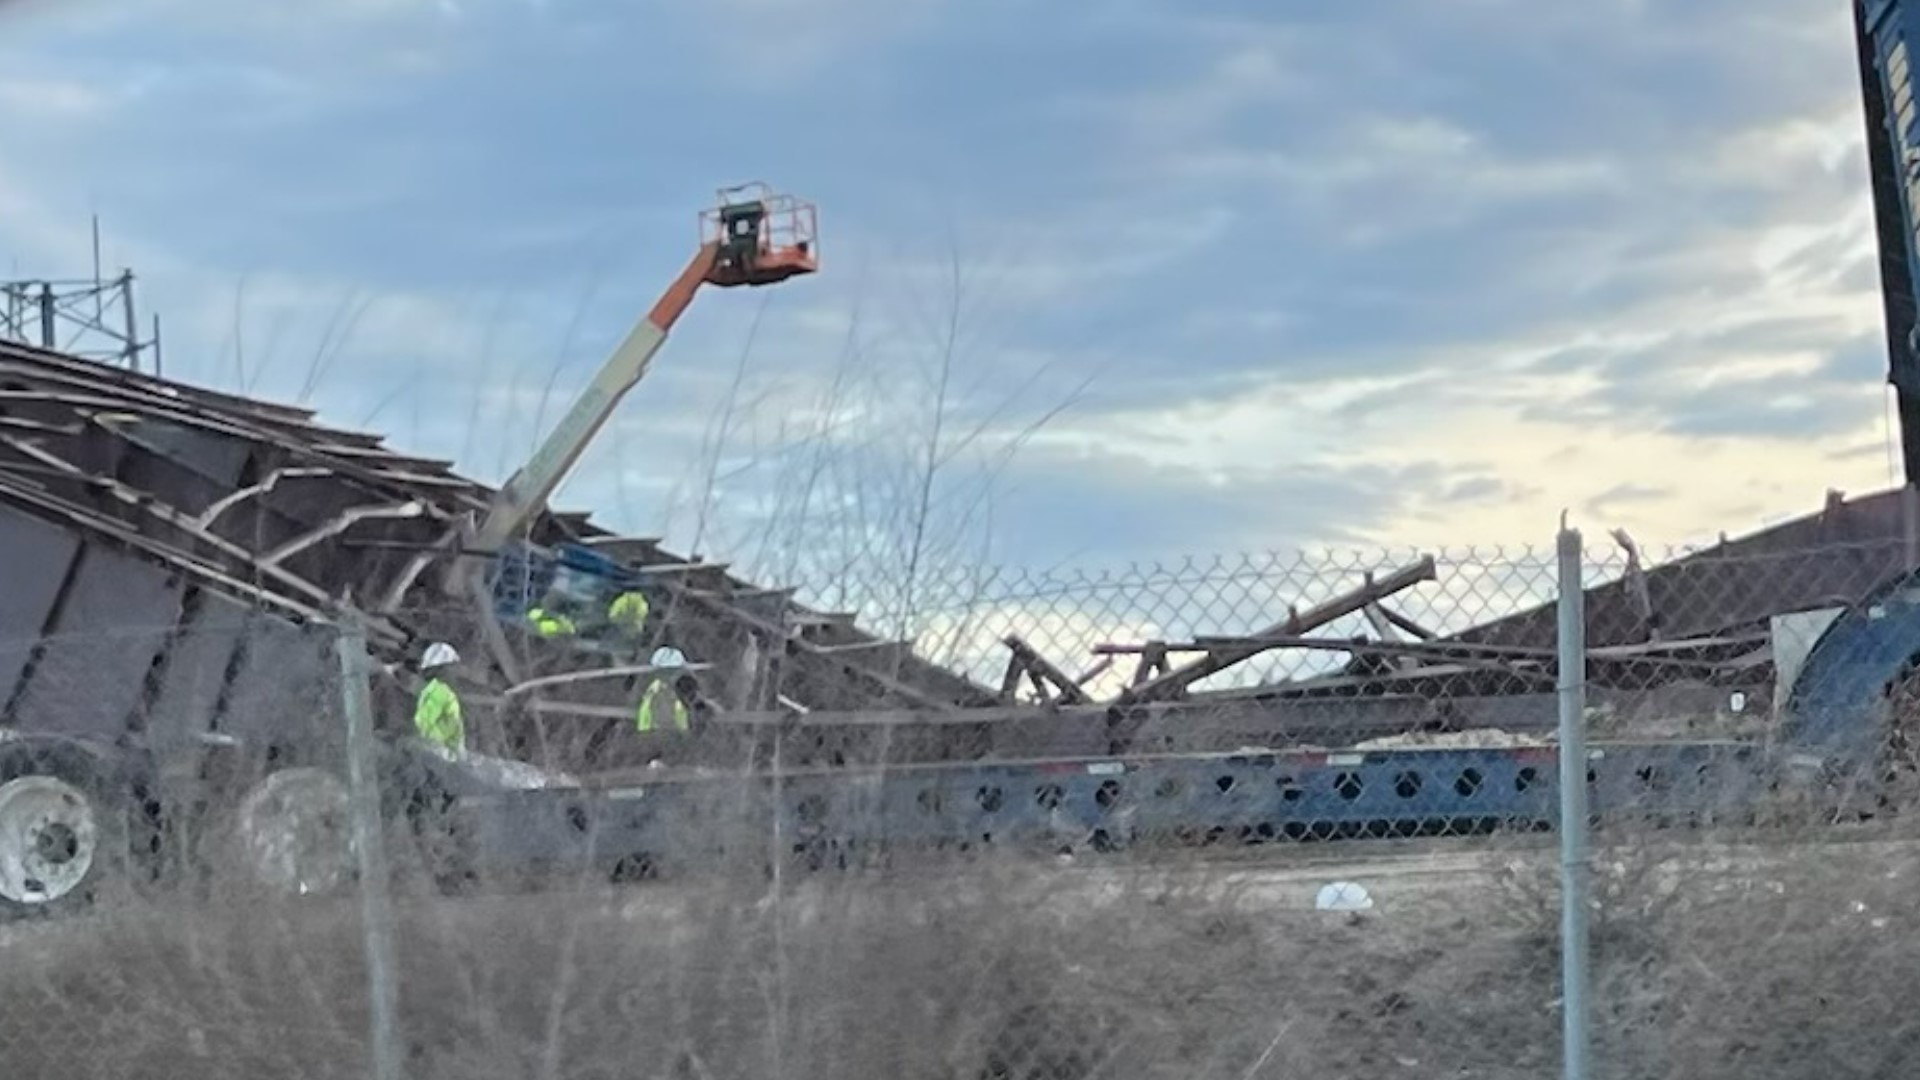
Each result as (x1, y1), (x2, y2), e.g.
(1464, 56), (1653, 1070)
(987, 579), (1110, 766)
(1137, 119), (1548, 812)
(0, 529), (1917, 1077)
(889, 547), (1558, 695)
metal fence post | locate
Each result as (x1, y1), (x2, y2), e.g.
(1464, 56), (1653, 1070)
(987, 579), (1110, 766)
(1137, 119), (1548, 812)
(336, 616), (403, 1080)
(1556, 522), (1591, 1080)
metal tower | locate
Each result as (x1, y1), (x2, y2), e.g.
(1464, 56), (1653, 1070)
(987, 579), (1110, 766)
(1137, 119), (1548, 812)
(0, 221), (162, 374)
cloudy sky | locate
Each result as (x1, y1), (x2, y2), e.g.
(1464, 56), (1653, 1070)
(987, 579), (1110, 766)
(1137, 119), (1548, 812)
(0, 0), (1900, 584)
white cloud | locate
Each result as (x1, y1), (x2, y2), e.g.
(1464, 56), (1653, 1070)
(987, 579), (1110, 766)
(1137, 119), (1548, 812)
(0, 0), (1902, 578)
(929, 212), (1235, 314)
(1171, 113), (1625, 234)
(1024, 159), (1888, 551)
(0, 74), (121, 116)
(1688, 107), (1862, 190)
(662, 0), (952, 80)
(164, 0), (471, 28)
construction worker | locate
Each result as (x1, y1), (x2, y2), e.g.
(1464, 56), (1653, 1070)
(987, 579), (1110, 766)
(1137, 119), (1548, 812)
(414, 641), (465, 757)
(525, 602), (578, 638)
(607, 588), (650, 640)
(636, 645), (692, 734)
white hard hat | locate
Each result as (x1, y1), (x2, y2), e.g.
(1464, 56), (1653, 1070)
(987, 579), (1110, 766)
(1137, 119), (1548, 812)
(650, 645), (687, 669)
(422, 642), (460, 669)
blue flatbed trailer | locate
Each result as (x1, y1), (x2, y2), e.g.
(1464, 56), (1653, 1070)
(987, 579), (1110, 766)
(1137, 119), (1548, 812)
(444, 739), (1798, 881)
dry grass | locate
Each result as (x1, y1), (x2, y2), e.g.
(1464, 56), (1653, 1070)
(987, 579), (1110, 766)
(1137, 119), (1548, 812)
(1482, 821), (1920, 1080)
(8, 814), (1920, 1078)
(0, 846), (1310, 1080)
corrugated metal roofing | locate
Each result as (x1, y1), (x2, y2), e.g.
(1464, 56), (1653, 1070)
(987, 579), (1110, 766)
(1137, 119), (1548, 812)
(0, 339), (998, 720)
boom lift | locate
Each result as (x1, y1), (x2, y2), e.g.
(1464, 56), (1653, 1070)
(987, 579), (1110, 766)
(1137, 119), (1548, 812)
(439, 185), (817, 677)
(475, 183), (817, 553)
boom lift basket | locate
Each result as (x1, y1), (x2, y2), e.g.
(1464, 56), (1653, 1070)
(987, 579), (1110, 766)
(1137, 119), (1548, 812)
(700, 182), (819, 287)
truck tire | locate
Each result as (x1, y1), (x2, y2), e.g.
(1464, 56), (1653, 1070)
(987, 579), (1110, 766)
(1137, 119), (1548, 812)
(0, 743), (128, 920)
(225, 766), (356, 900)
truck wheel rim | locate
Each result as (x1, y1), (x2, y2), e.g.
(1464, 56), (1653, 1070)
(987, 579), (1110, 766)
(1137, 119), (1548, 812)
(235, 768), (354, 897)
(0, 776), (100, 905)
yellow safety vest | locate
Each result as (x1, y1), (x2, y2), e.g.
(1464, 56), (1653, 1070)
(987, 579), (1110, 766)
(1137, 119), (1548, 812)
(636, 679), (690, 733)
(414, 677), (464, 752)
(527, 607), (577, 637)
(608, 591), (650, 632)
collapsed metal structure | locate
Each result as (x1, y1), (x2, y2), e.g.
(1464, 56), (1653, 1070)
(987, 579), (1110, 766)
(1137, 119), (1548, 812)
(0, 326), (1912, 779)
(0, 337), (989, 754)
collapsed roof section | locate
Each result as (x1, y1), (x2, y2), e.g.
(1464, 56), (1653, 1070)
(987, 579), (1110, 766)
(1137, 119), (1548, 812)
(1456, 490), (1914, 650)
(0, 339), (998, 719)
(1102, 490), (1918, 741)
(1, 336), (1912, 766)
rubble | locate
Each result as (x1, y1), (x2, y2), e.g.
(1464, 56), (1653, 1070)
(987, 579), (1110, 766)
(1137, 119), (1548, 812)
(1353, 728), (1554, 751)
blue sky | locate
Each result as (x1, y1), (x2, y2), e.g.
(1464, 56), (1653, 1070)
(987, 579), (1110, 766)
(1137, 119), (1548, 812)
(0, 0), (1898, 585)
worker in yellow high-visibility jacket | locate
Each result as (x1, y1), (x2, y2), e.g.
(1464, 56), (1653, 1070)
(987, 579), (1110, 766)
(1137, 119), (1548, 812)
(636, 645), (692, 734)
(608, 589), (650, 637)
(413, 641), (465, 756)
(526, 605), (577, 638)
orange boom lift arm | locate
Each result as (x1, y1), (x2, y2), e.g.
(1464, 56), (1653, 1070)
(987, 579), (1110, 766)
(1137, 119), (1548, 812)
(474, 183), (818, 551)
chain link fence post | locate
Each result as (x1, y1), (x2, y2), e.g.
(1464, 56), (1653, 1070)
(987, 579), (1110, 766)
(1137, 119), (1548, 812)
(335, 614), (402, 1080)
(1556, 521), (1591, 1080)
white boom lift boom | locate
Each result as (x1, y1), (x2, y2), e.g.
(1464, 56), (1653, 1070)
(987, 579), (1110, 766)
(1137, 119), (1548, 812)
(475, 183), (818, 550)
